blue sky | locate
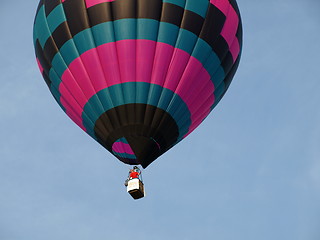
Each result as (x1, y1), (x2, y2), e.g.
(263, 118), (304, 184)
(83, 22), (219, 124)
(0, 0), (320, 239)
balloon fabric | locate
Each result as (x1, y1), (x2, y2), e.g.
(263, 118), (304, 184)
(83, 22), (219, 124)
(34, 0), (242, 168)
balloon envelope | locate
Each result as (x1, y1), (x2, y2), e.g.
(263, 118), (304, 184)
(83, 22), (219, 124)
(34, 0), (242, 168)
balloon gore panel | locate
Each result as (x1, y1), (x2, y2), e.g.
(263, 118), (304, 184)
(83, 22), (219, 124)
(34, 0), (242, 168)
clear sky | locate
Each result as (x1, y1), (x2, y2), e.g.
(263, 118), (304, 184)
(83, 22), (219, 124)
(0, 0), (319, 239)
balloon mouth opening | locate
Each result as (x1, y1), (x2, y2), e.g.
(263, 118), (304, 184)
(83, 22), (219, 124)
(112, 137), (137, 160)
(111, 136), (161, 167)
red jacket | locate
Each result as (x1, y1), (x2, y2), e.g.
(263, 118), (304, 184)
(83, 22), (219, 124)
(130, 171), (139, 179)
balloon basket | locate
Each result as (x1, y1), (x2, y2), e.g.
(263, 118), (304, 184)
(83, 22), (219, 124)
(127, 179), (145, 200)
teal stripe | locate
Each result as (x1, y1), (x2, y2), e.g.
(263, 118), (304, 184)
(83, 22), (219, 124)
(73, 28), (96, 54)
(136, 82), (149, 103)
(54, 29), (95, 69)
(51, 52), (69, 77)
(175, 30), (198, 53)
(59, 40), (79, 67)
(163, 0), (208, 17)
(82, 113), (97, 138)
(137, 19), (159, 40)
(214, 81), (226, 101)
(114, 19), (137, 40)
(50, 85), (65, 111)
(34, 4), (65, 45)
(210, 84), (226, 111)
(122, 81), (136, 103)
(83, 83), (191, 141)
(116, 137), (129, 144)
(191, 39), (216, 64)
(157, 22), (180, 46)
(113, 152), (137, 160)
(49, 68), (62, 86)
(49, 18), (225, 86)
(49, 68), (97, 139)
(163, 0), (186, 8)
(210, 82), (226, 111)
(47, 4), (66, 32)
(185, 0), (209, 17)
(211, 97), (222, 111)
(92, 22), (116, 45)
(34, 6), (51, 48)
(204, 53), (226, 87)
(49, 69), (63, 108)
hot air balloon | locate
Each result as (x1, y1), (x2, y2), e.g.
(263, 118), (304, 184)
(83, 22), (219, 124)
(33, 0), (242, 170)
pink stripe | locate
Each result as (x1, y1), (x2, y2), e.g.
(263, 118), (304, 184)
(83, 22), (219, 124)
(112, 142), (135, 155)
(210, 0), (230, 14)
(37, 58), (44, 74)
(179, 89), (214, 137)
(85, 0), (115, 8)
(137, 41), (157, 82)
(79, 49), (109, 91)
(191, 95), (214, 124)
(148, 43), (214, 134)
(163, 49), (190, 91)
(59, 83), (87, 130)
(174, 58), (214, 121)
(221, 8), (239, 60)
(60, 95), (86, 131)
(60, 69), (91, 109)
(116, 40), (136, 82)
(183, 92), (217, 138)
(210, 0), (240, 62)
(229, 38), (241, 61)
(184, 108), (211, 138)
(151, 44), (174, 86)
(59, 40), (215, 135)
(96, 42), (121, 85)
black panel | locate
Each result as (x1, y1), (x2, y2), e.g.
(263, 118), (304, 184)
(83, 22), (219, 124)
(43, 36), (60, 64)
(112, 0), (137, 20)
(229, 0), (241, 18)
(96, 107), (122, 135)
(35, 40), (52, 77)
(221, 51), (234, 75)
(87, 3), (113, 26)
(63, 0), (91, 36)
(223, 53), (241, 89)
(212, 36), (229, 63)
(236, 19), (243, 48)
(94, 104), (179, 168)
(87, 0), (163, 25)
(51, 21), (73, 50)
(44, 0), (61, 16)
(200, 4), (226, 46)
(126, 135), (161, 167)
(137, 0), (162, 20)
(231, 0), (243, 50)
(45, 22), (72, 63)
(42, 70), (52, 87)
(181, 10), (204, 37)
(35, 40), (52, 87)
(161, 3), (184, 27)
